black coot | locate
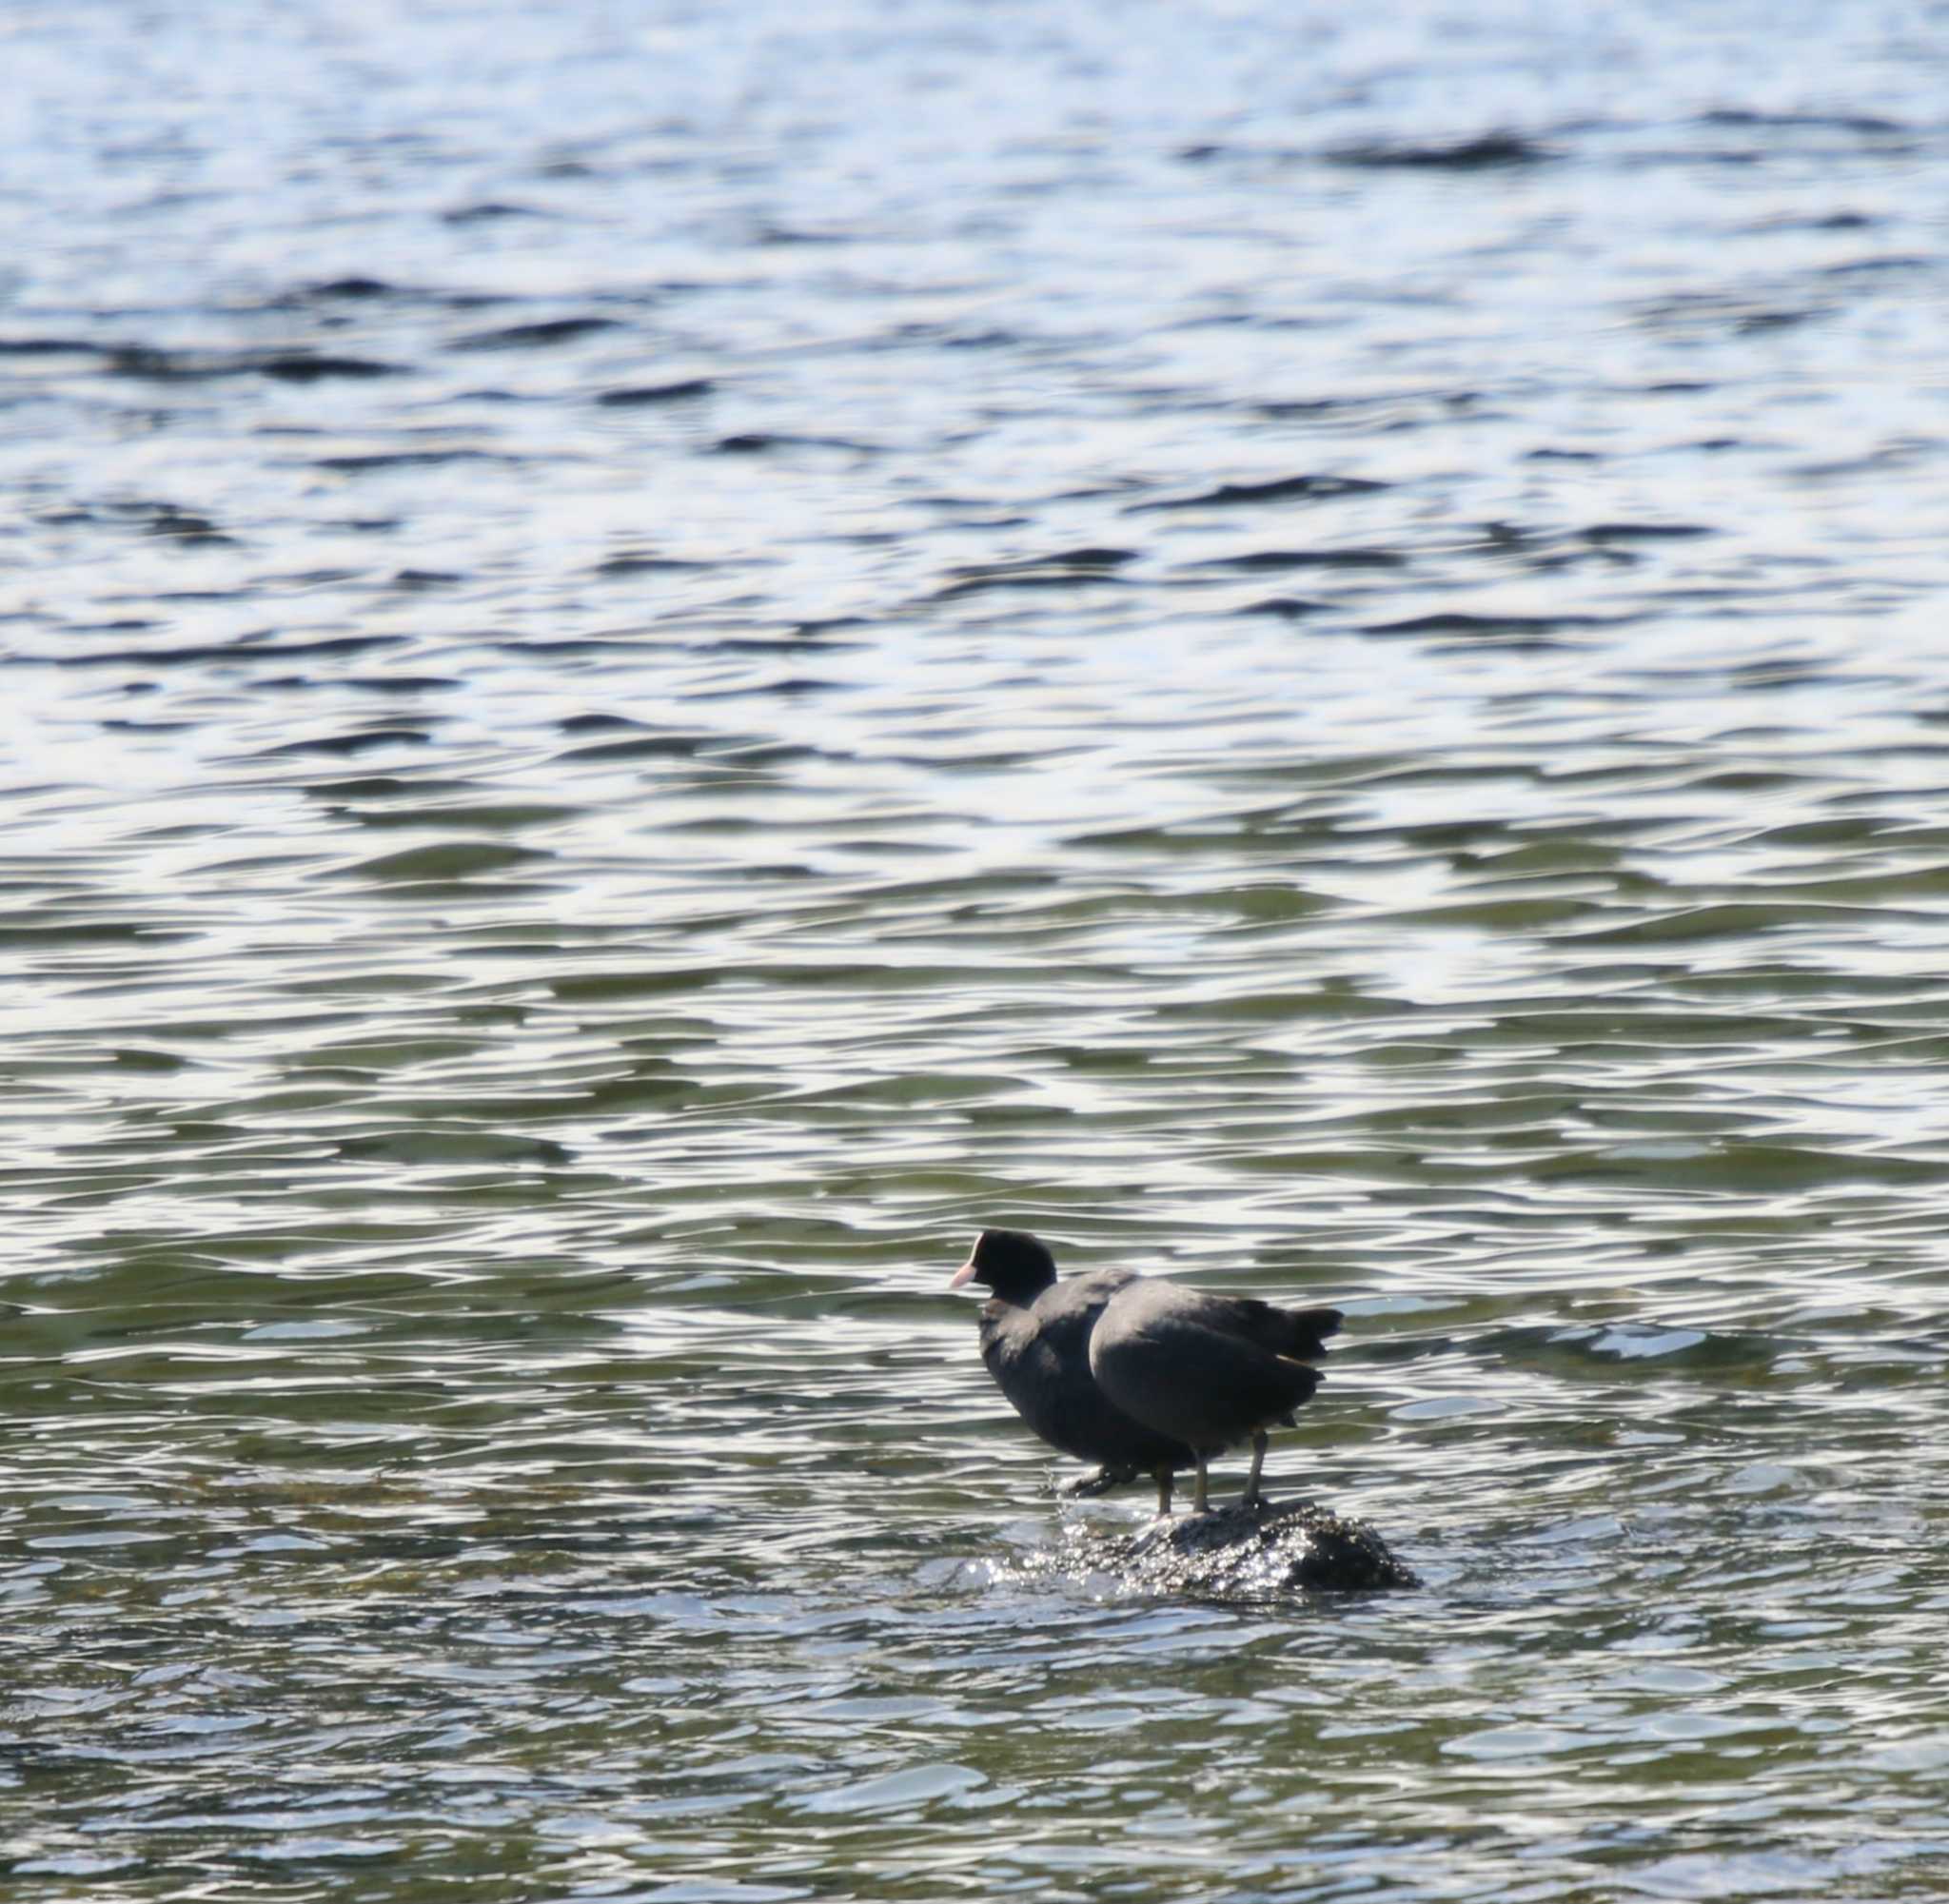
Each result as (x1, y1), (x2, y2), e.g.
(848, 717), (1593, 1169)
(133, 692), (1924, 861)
(1088, 1272), (1341, 1513)
(952, 1227), (1340, 1515)
(952, 1229), (1194, 1513)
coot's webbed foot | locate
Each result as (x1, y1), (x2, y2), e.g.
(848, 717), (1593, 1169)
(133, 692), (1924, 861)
(1065, 1464), (1139, 1499)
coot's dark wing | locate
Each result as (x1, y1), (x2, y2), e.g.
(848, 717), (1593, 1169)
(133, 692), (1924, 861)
(1088, 1277), (1339, 1454)
(980, 1268), (1193, 1473)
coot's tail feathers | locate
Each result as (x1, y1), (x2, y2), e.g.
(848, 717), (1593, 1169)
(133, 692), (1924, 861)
(1210, 1298), (1342, 1362)
(1280, 1305), (1344, 1360)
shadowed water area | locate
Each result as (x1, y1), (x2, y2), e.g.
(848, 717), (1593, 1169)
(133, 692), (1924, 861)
(6, 0), (1949, 1897)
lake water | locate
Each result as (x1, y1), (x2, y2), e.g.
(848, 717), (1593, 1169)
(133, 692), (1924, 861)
(6, 1), (1949, 1897)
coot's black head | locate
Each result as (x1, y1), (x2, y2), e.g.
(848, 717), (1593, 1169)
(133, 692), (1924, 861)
(949, 1227), (1059, 1302)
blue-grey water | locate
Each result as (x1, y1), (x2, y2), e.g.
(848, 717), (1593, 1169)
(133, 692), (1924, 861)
(6, 1), (1949, 1898)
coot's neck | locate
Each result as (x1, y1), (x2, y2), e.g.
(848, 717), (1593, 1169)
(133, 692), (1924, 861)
(990, 1264), (1058, 1305)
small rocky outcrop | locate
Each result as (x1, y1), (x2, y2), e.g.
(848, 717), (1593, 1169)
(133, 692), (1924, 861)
(1052, 1497), (1418, 1595)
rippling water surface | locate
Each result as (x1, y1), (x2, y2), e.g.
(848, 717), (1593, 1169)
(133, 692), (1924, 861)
(7, 1), (1949, 1897)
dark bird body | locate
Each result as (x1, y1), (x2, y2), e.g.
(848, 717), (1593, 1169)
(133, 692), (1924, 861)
(952, 1228), (1342, 1514)
(975, 1266), (1196, 1485)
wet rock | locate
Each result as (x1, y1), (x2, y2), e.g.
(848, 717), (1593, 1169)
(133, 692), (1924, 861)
(1057, 1497), (1418, 1595)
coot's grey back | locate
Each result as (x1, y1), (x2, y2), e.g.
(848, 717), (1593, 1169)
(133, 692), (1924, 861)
(1088, 1277), (1337, 1454)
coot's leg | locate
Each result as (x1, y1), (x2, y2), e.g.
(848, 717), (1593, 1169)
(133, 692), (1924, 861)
(1191, 1452), (1210, 1514)
(1152, 1465), (1173, 1518)
(1242, 1430), (1268, 1509)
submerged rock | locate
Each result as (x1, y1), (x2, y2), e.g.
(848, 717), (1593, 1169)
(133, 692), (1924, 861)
(1054, 1497), (1418, 1595)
